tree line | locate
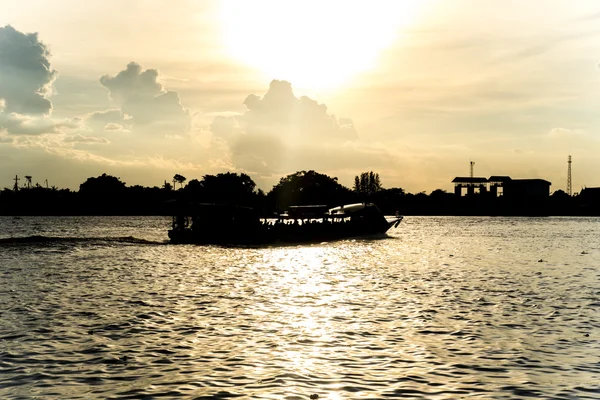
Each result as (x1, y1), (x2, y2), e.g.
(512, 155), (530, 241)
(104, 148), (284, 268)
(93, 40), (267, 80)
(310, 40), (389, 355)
(0, 171), (598, 216)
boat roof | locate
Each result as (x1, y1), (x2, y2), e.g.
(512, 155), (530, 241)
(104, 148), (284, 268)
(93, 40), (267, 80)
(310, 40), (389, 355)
(170, 202), (257, 216)
(328, 203), (368, 215)
(278, 203), (373, 219)
(288, 205), (329, 209)
(286, 205), (329, 218)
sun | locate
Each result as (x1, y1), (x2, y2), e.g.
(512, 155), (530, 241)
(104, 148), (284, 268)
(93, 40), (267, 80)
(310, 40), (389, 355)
(219, 0), (421, 90)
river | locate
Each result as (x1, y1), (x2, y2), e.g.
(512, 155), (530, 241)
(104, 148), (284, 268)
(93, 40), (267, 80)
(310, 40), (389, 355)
(0, 216), (598, 399)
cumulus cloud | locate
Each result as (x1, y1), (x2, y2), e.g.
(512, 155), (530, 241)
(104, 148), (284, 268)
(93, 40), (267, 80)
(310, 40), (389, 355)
(211, 80), (359, 174)
(83, 109), (131, 132)
(243, 80), (357, 141)
(0, 25), (58, 115)
(99, 62), (190, 134)
(0, 112), (81, 135)
(100, 63), (162, 101)
(230, 133), (286, 175)
(0, 112), (58, 135)
(0, 25), (73, 136)
(210, 114), (243, 142)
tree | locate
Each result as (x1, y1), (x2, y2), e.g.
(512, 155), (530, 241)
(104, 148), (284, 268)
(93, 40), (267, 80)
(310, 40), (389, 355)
(77, 174), (127, 214)
(162, 180), (173, 191)
(551, 189), (570, 199)
(194, 173), (258, 206)
(267, 170), (352, 210)
(370, 187), (406, 214)
(184, 178), (202, 195)
(549, 189), (573, 215)
(353, 171), (382, 197)
(429, 189), (448, 199)
(173, 174), (186, 189)
(79, 173), (126, 194)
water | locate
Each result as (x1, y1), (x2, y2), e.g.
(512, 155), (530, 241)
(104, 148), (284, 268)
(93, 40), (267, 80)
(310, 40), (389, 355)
(1, 216), (599, 399)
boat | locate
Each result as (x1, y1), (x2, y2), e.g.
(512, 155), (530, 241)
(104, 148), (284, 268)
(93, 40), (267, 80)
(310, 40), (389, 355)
(168, 202), (402, 245)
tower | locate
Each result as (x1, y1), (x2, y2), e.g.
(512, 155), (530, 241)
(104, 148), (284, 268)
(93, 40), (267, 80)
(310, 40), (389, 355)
(567, 155), (572, 196)
(470, 161), (475, 178)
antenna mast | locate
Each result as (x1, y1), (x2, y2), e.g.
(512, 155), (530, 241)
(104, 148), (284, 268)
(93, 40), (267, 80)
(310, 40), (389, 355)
(567, 155), (572, 196)
(13, 175), (20, 192)
(470, 161), (475, 178)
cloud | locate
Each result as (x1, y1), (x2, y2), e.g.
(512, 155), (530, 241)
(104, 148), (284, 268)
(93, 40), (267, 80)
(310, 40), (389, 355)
(100, 62), (162, 101)
(211, 80), (359, 174)
(242, 80), (358, 141)
(0, 25), (58, 115)
(541, 127), (599, 154)
(0, 135), (12, 144)
(0, 112), (81, 135)
(99, 62), (190, 134)
(9, 131), (205, 173)
(0, 112), (58, 135)
(63, 134), (110, 144)
(229, 133), (286, 175)
(83, 109), (131, 133)
(576, 11), (600, 22)
(0, 26), (72, 136)
(104, 123), (125, 131)
(87, 109), (127, 123)
(210, 114), (243, 142)
(547, 127), (582, 138)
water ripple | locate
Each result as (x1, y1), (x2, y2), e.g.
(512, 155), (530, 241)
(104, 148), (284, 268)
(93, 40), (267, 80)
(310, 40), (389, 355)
(0, 216), (599, 398)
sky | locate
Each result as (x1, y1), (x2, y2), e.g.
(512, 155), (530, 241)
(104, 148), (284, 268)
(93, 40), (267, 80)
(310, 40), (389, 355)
(1, 0), (599, 194)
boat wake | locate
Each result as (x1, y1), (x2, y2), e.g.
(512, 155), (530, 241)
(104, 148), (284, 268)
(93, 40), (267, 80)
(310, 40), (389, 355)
(0, 235), (167, 246)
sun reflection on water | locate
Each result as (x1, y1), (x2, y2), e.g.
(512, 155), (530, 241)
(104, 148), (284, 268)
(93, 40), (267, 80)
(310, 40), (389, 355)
(2, 218), (599, 398)
(251, 244), (368, 396)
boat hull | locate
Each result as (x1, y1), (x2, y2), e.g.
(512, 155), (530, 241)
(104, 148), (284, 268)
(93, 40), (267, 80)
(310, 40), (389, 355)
(168, 218), (401, 245)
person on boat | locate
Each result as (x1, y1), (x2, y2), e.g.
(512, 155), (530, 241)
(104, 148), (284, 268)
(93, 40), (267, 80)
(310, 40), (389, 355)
(174, 215), (188, 230)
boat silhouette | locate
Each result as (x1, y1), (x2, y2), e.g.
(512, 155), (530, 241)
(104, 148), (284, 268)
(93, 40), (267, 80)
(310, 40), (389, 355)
(168, 203), (402, 245)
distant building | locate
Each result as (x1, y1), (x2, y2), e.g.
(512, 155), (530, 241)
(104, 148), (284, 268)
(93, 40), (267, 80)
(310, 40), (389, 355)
(505, 179), (552, 198)
(577, 187), (600, 215)
(488, 176), (512, 197)
(452, 176), (551, 198)
(452, 177), (488, 196)
(578, 187), (600, 205)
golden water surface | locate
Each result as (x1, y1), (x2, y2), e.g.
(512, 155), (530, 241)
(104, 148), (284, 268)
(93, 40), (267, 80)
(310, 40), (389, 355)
(0, 216), (598, 399)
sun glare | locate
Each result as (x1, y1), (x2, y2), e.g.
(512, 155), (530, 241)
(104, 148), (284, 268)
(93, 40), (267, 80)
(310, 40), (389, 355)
(219, 0), (421, 90)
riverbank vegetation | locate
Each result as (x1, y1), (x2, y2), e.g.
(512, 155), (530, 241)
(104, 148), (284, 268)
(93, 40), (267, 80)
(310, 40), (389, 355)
(0, 171), (597, 216)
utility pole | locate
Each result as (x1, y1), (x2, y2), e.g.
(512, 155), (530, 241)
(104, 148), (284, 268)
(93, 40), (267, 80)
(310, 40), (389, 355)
(567, 155), (572, 196)
(13, 175), (20, 192)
